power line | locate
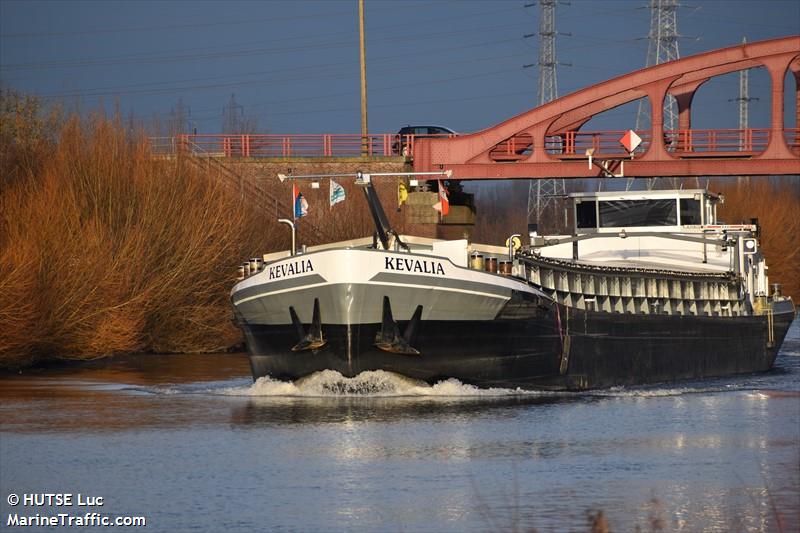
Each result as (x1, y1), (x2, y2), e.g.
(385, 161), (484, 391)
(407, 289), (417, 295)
(1, 2), (488, 70)
(0, 9), (354, 39)
(128, 73), (535, 126)
(1, 20), (530, 72)
(0, 1), (468, 40)
(679, 10), (798, 31)
(204, 88), (538, 121)
(34, 46), (529, 101)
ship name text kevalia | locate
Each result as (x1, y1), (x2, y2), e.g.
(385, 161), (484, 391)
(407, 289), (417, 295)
(269, 259), (314, 280)
(385, 257), (445, 275)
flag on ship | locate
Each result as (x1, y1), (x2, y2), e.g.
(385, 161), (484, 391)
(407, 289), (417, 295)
(329, 180), (346, 208)
(398, 180), (409, 207)
(293, 185), (308, 219)
(432, 179), (449, 216)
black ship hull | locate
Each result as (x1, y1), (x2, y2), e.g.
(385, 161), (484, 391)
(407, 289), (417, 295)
(233, 182), (796, 391)
(241, 299), (795, 391)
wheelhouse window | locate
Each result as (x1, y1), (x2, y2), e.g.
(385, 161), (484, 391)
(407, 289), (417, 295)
(576, 201), (597, 229)
(598, 199), (677, 227)
(679, 198), (702, 225)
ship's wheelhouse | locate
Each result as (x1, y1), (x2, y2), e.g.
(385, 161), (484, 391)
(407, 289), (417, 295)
(571, 190), (722, 234)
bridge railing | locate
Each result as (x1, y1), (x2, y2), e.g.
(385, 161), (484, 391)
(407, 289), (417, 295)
(665, 128), (771, 153)
(148, 136), (178, 156)
(557, 130), (653, 157)
(556, 128), (776, 157)
(150, 128), (797, 159)
(785, 128), (800, 152)
(150, 133), (461, 158)
(171, 134), (405, 158)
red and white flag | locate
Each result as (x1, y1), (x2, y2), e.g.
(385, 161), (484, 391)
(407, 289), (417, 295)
(432, 179), (449, 216)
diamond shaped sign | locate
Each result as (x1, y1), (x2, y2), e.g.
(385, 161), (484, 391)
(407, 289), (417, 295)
(620, 130), (642, 153)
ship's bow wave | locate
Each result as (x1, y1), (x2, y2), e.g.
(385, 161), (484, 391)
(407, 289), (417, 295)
(225, 370), (533, 398)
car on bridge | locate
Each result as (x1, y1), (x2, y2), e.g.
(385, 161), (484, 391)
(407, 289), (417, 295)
(394, 125), (457, 156)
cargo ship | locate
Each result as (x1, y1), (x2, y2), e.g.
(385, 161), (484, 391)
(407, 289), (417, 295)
(230, 174), (795, 390)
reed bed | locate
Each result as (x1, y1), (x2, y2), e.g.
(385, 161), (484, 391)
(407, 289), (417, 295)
(714, 178), (800, 299)
(0, 100), (282, 367)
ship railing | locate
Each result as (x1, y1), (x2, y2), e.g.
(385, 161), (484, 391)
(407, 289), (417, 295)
(529, 229), (728, 251)
(518, 252), (747, 317)
(527, 229), (741, 275)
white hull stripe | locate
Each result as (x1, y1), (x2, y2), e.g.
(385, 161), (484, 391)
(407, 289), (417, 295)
(232, 274), (327, 304)
(234, 282), (331, 305)
(369, 272), (513, 298)
(233, 281), (512, 306)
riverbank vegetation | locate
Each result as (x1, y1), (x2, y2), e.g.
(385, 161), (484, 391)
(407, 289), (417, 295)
(0, 91), (385, 368)
(0, 92), (284, 367)
(714, 177), (800, 299)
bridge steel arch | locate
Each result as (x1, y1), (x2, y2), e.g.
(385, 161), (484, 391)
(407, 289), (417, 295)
(413, 36), (800, 180)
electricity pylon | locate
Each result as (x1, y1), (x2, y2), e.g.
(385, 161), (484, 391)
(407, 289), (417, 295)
(222, 94), (245, 134)
(730, 37), (757, 184)
(527, 0), (568, 232)
(635, 0), (680, 189)
(730, 38), (757, 147)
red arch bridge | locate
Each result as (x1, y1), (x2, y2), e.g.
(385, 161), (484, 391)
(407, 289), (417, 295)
(159, 36), (800, 180)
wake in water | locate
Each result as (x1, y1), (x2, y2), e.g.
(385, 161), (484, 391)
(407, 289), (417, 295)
(221, 370), (536, 398)
(138, 356), (799, 398)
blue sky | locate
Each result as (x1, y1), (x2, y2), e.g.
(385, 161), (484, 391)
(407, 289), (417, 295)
(1, 0), (798, 135)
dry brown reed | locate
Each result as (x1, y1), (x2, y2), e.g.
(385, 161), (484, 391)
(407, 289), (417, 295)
(0, 89), (62, 192)
(0, 100), (282, 367)
(469, 181), (530, 245)
(713, 178), (800, 299)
